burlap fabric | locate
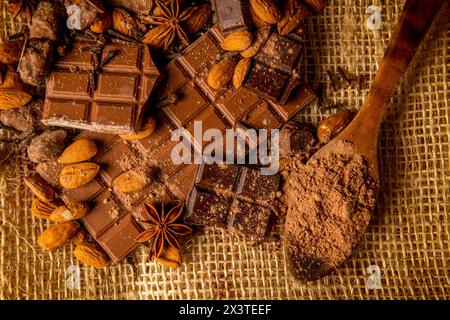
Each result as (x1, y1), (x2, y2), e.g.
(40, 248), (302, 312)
(0, 0), (448, 300)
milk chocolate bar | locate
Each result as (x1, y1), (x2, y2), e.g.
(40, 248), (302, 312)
(212, 0), (252, 35)
(186, 163), (280, 238)
(42, 40), (161, 134)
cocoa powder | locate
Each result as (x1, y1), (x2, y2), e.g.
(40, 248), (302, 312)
(281, 140), (378, 281)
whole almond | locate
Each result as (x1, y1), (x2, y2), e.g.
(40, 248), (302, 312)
(24, 176), (56, 202)
(233, 58), (252, 89)
(58, 139), (97, 164)
(221, 30), (253, 51)
(207, 57), (237, 90)
(37, 221), (80, 251)
(249, 0), (281, 25)
(303, 0), (326, 14)
(0, 39), (24, 65)
(90, 10), (112, 33)
(49, 201), (90, 222)
(249, 3), (271, 29)
(278, 0), (309, 35)
(240, 27), (272, 58)
(74, 242), (109, 268)
(60, 162), (100, 189)
(153, 246), (182, 269)
(0, 89), (32, 110)
(112, 170), (146, 193)
(317, 109), (355, 143)
(142, 23), (172, 49)
(70, 228), (87, 245)
(112, 8), (142, 38)
(31, 197), (59, 219)
(0, 66), (30, 93)
(184, 4), (211, 34)
(119, 117), (157, 141)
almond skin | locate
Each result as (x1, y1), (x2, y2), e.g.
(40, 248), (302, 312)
(31, 197), (59, 219)
(37, 221), (80, 251)
(70, 228), (87, 245)
(142, 23), (172, 49)
(317, 109), (355, 143)
(112, 170), (146, 193)
(233, 58), (252, 89)
(278, 0), (310, 36)
(90, 10), (112, 33)
(74, 242), (109, 268)
(184, 4), (211, 34)
(249, 3), (271, 29)
(249, 0), (281, 25)
(49, 201), (90, 222)
(112, 8), (142, 38)
(58, 139), (98, 164)
(221, 30), (253, 51)
(207, 57), (237, 90)
(240, 26), (272, 58)
(153, 246), (182, 269)
(60, 162), (100, 189)
(24, 176), (56, 202)
(119, 117), (156, 141)
(0, 89), (32, 110)
(0, 39), (24, 65)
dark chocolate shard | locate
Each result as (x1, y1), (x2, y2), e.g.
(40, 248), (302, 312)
(212, 0), (252, 35)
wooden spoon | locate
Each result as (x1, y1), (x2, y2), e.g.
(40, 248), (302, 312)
(284, 0), (446, 281)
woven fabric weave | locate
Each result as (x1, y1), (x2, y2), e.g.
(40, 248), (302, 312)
(0, 0), (448, 299)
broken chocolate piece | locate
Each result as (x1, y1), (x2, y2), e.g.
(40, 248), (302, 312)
(19, 39), (54, 86)
(65, 0), (105, 30)
(27, 130), (67, 163)
(279, 121), (315, 157)
(0, 99), (45, 132)
(212, 0), (252, 35)
(30, 1), (66, 42)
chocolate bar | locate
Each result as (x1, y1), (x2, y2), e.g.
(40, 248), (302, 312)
(186, 163), (280, 238)
(36, 27), (314, 263)
(42, 40), (161, 134)
(212, 0), (252, 35)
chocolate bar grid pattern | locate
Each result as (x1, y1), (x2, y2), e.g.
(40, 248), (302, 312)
(186, 164), (280, 238)
(63, 27), (315, 263)
(42, 41), (160, 134)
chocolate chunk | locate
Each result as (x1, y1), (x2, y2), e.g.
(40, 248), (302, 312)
(212, 0), (252, 35)
(279, 121), (316, 157)
(186, 163), (280, 238)
(42, 40), (161, 134)
(30, 1), (66, 42)
(27, 130), (67, 163)
(19, 39), (54, 86)
(104, 0), (151, 15)
(243, 32), (304, 104)
(65, 0), (104, 30)
(36, 161), (64, 188)
(0, 99), (45, 132)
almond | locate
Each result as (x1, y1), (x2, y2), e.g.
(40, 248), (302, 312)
(142, 23), (172, 49)
(119, 117), (157, 141)
(60, 162), (100, 189)
(31, 197), (59, 219)
(233, 58), (252, 89)
(317, 109), (355, 143)
(0, 39), (24, 65)
(207, 57), (237, 90)
(58, 139), (97, 164)
(37, 221), (80, 251)
(112, 170), (146, 193)
(112, 8), (142, 38)
(249, 3), (271, 29)
(70, 228), (87, 245)
(153, 246), (182, 269)
(240, 26), (272, 58)
(221, 30), (253, 51)
(49, 201), (90, 222)
(90, 10), (112, 33)
(249, 0), (281, 25)
(184, 4), (211, 34)
(278, 0), (309, 36)
(0, 66), (30, 93)
(0, 89), (32, 110)
(74, 241), (109, 268)
(24, 176), (56, 202)
(303, 0), (326, 14)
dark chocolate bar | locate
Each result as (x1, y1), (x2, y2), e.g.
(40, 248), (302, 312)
(186, 163), (280, 238)
(212, 0), (252, 35)
(42, 40), (161, 134)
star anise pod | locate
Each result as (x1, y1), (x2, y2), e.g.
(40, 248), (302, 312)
(135, 202), (192, 258)
(141, 0), (192, 49)
(7, 0), (38, 19)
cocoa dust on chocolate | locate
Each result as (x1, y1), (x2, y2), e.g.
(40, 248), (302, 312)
(280, 140), (378, 281)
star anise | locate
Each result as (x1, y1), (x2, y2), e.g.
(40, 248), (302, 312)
(7, 0), (38, 19)
(141, 0), (192, 49)
(135, 202), (192, 258)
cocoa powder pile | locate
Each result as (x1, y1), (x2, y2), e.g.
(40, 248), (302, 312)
(281, 140), (379, 281)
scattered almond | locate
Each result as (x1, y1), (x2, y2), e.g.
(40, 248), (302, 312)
(90, 10), (112, 33)
(317, 109), (355, 143)
(60, 162), (100, 189)
(249, 0), (281, 25)
(184, 4), (211, 34)
(240, 26), (272, 58)
(142, 23), (172, 49)
(112, 8), (142, 38)
(24, 175), (56, 202)
(221, 30), (253, 51)
(278, 0), (309, 35)
(74, 241), (109, 268)
(153, 246), (182, 269)
(49, 201), (90, 222)
(113, 170), (146, 193)
(58, 139), (97, 164)
(70, 228), (87, 245)
(0, 66), (30, 93)
(249, 2), (271, 29)
(0, 39), (24, 65)
(119, 117), (156, 140)
(207, 57), (237, 90)
(0, 89), (32, 110)
(37, 221), (80, 251)
(31, 197), (59, 219)
(233, 58), (252, 89)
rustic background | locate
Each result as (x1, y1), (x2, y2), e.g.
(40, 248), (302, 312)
(0, 0), (448, 299)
